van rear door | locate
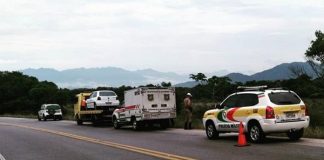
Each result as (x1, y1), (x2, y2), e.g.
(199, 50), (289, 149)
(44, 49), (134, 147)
(158, 90), (175, 112)
(143, 90), (160, 113)
(142, 88), (175, 112)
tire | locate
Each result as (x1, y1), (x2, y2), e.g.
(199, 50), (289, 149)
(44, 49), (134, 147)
(132, 118), (140, 130)
(59, 116), (63, 121)
(205, 122), (219, 140)
(170, 119), (175, 128)
(43, 114), (47, 121)
(38, 115), (41, 121)
(76, 116), (83, 125)
(287, 128), (304, 141)
(248, 122), (265, 143)
(113, 117), (120, 129)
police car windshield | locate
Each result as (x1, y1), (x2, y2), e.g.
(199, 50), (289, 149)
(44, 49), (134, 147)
(99, 91), (116, 96)
(268, 92), (301, 105)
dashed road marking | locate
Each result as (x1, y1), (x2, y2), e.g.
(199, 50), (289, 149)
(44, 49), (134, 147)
(0, 122), (195, 160)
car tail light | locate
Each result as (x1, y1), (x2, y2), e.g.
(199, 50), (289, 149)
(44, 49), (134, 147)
(266, 106), (275, 119)
(301, 105), (309, 116)
(97, 97), (101, 100)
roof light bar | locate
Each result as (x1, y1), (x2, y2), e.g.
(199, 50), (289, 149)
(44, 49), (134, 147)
(237, 85), (268, 91)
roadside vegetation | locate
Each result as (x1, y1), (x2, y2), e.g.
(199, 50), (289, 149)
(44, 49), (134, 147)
(1, 30), (323, 138)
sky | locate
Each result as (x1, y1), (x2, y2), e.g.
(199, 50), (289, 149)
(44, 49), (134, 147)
(0, 0), (323, 75)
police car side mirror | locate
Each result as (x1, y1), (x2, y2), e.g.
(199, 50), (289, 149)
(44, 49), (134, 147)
(215, 103), (222, 109)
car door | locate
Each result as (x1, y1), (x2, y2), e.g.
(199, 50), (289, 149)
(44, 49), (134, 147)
(234, 93), (259, 123)
(216, 94), (239, 132)
(226, 93), (259, 132)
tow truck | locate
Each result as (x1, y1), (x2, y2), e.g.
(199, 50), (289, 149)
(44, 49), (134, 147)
(74, 91), (119, 125)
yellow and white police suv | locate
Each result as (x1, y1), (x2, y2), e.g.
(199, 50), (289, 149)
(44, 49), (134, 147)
(203, 86), (310, 143)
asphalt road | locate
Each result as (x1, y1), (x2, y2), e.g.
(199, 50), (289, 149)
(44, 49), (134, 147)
(0, 117), (323, 160)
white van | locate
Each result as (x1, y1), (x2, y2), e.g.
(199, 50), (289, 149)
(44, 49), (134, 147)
(112, 87), (176, 130)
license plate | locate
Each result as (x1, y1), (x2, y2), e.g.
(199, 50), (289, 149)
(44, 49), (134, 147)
(285, 112), (296, 118)
(87, 104), (94, 109)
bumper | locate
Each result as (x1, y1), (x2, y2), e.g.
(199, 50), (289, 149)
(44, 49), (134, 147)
(45, 113), (62, 118)
(96, 103), (120, 107)
(260, 117), (310, 133)
(141, 112), (176, 120)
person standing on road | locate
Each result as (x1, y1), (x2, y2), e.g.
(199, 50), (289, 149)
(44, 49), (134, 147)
(184, 93), (193, 130)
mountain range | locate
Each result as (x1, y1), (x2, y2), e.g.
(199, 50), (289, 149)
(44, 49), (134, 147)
(21, 62), (316, 88)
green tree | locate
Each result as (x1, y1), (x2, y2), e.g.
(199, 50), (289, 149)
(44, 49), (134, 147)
(305, 30), (324, 77)
(189, 73), (207, 85)
(161, 81), (172, 87)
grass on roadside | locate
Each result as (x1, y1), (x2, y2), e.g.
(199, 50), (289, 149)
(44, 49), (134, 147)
(0, 114), (37, 119)
(304, 127), (324, 139)
(0, 104), (75, 121)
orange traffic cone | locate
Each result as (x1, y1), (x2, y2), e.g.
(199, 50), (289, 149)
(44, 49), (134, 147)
(235, 122), (250, 147)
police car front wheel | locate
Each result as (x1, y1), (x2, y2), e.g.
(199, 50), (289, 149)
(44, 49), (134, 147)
(206, 122), (219, 140)
(113, 118), (120, 129)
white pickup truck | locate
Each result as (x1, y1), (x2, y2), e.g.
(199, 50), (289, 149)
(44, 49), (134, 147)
(112, 87), (177, 130)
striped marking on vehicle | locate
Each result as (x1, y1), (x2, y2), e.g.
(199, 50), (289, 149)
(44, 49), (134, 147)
(0, 122), (195, 160)
(115, 105), (139, 113)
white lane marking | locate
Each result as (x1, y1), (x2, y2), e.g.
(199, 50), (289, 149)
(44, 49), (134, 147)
(0, 153), (6, 160)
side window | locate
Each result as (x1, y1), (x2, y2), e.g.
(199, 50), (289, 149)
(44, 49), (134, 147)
(148, 94), (154, 101)
(90, 92), (97, 98)
(164, 94), (170, 101)
(221, 95), (239, 108)
(236, 94), (259, 107)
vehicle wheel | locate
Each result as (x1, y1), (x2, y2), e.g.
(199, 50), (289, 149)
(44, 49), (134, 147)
(287, 128), (304, 141)
(59, 116), (63, 120)
(132, 119), (140, 130)
(205, 122), (219, 140)
(38, 115), (41, 121)
(248, 122), (265, 143)
(113, 117), (120, 129)
(54, 117), (57, 121)
(43, 114), (47, 121)
(76, 116), (83, 125)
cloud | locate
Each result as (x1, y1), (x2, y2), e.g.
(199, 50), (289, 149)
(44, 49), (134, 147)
(0, 0), (323, 74)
